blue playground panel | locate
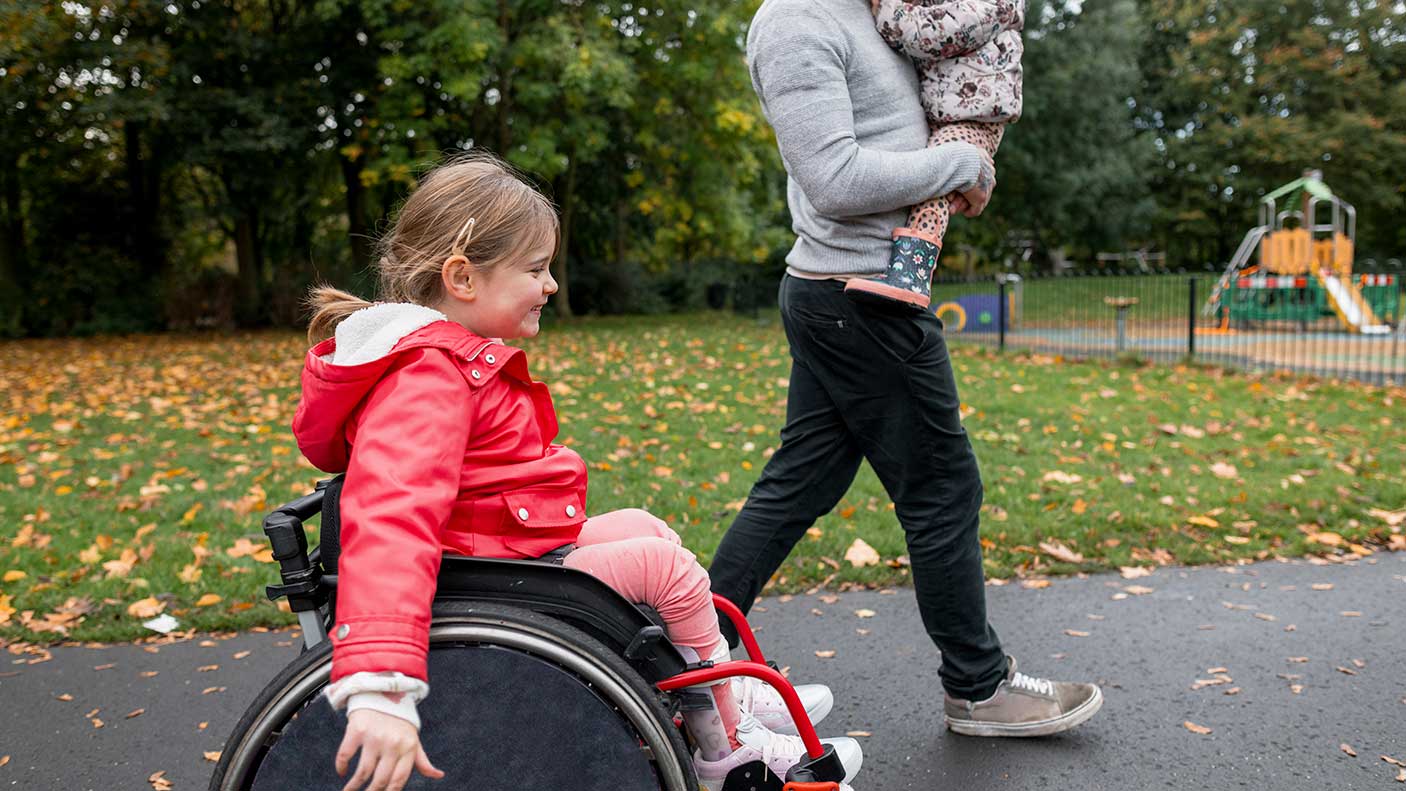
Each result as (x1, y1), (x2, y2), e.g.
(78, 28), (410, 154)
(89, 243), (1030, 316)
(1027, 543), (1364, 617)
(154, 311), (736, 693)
(933, 294), (1010, 333)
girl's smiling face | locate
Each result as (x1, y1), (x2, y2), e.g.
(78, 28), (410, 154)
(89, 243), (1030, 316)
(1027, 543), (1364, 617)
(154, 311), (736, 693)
(437, 234), (557, 340)
(471, 239), (558, 339)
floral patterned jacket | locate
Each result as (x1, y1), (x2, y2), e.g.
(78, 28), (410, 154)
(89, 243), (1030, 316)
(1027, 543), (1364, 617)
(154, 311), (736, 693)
(876, 0), (1024, 125)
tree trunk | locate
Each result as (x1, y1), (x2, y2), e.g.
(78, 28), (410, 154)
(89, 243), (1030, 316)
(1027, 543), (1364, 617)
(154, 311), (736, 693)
(124, 121), (165, 283)
(235, 210), (261, 325)
(496, 0), (514, 153)
(614, 198), (628, 265)
(0, 150), (24, 330)
(554, 153), (577, 318)
(340, 154), (374, 273)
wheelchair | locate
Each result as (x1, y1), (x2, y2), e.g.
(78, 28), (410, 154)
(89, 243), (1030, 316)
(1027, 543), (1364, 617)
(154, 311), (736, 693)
(210, 477), (852, 791)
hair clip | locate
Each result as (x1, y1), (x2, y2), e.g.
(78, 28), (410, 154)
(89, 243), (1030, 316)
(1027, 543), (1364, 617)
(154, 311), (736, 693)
(451, 216), (476, 255)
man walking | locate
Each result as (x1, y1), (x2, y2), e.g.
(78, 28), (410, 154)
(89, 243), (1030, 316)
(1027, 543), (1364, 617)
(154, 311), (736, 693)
(709, 0), (1102, 736)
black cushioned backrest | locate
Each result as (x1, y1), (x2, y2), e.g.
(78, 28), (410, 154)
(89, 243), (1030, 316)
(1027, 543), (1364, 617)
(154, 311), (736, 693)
(316, 475), (344, 576)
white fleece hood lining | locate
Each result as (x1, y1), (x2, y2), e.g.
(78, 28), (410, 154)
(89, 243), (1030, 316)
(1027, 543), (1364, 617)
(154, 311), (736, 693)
(327, 303), (448, 366)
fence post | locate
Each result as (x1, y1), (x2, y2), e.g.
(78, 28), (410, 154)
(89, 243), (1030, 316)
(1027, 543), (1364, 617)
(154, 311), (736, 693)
(998, 278), (1007, 352)
(1187, 277), (1197, 362)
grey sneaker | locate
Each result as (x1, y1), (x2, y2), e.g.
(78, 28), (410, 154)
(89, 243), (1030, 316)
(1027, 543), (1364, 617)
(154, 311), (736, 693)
(944, 656), (1103, 737)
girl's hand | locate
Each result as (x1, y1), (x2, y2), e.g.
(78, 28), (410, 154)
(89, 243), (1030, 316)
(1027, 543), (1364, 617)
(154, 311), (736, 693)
(336, 709), (445, 791)
(872, 0), (881, 15)
(958, 151), (997, 217)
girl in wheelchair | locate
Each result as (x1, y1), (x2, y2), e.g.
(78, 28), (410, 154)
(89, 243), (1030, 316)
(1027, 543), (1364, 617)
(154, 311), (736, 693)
(291, 153), (862, 791)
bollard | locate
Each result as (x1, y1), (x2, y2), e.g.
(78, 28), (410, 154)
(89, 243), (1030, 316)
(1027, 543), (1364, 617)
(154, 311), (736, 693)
(998, 279), (1007, 352)
(1187, 277), (1197, 361)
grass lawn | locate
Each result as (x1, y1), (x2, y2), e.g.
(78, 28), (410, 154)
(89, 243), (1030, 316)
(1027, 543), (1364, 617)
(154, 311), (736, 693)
(2, 311), (1403, 642)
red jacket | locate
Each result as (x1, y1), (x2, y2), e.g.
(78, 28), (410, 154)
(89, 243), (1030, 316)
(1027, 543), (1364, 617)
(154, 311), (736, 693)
(292, 317), (587, 682)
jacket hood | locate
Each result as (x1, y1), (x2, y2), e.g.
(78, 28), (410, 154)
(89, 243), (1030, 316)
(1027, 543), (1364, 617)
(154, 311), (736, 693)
(292, 303), (455, 473)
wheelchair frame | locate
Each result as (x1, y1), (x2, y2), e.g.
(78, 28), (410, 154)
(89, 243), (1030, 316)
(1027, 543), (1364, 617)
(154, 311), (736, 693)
(238, 477), (847, 791)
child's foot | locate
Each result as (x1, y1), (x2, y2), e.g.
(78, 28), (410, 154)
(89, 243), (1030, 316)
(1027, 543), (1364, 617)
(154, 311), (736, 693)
(693, 713), (863, 791)
(844, 229), (941, 312)
(734, 677), (834, 736)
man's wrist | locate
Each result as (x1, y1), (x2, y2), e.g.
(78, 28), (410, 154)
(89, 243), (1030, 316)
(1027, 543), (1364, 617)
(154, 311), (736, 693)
(933, 142), (987, 194)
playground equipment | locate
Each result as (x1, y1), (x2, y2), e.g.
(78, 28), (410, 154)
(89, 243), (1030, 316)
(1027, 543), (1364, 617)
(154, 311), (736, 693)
(934, 274), (1020, 333)
(1202, 170), (1399, 334)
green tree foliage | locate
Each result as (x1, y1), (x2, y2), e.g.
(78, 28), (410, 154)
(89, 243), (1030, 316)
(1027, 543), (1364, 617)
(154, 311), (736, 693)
(944, 0), (1158, 270)
(1140, 0), (1406, 266)
(2, 0), (1404, 334)
(2, 0), (780, 332)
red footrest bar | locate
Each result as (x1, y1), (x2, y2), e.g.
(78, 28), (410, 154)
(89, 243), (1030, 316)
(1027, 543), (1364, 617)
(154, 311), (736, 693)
(657, 661), (825, 759)
(712, 593), (767, 664)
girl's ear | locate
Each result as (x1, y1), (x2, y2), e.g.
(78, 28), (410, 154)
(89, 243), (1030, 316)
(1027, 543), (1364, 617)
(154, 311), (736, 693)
(440, 255), (477, 302)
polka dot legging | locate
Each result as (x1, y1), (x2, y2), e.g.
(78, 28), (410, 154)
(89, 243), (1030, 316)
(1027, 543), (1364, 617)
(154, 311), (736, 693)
(906, 121), (1005, 244)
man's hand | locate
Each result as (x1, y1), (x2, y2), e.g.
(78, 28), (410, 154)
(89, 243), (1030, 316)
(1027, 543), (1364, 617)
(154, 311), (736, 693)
(336, 709), (444, 791)
(958, 149), (996, 217)
(872, 0), (882, 15)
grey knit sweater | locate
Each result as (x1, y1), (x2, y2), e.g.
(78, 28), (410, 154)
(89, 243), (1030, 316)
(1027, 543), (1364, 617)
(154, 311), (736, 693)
(747, 0), (987, 278)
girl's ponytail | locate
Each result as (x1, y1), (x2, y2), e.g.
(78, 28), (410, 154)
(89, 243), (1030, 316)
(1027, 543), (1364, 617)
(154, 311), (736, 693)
(305, 285), (374, 344)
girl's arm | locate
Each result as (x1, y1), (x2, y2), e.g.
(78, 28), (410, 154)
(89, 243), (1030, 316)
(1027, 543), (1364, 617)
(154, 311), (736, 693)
(330, 347), (473, 686)
(875, 0), (1024, 61)
(325, 348), (470, 789)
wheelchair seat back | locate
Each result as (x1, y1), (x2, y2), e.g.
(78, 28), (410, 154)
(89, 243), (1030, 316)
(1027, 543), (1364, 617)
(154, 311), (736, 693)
(267, 477), (686, 683)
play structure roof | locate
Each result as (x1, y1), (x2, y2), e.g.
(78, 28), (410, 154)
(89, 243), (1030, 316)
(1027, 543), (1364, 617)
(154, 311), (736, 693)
(1260, 175), (1334, 205)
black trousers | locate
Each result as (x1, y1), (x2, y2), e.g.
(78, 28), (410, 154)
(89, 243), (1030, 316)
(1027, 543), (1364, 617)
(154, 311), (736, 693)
(709, 275), (1007, 701)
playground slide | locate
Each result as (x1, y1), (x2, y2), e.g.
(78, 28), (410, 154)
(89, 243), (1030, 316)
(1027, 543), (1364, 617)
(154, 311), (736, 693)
(1314, 270), (1391, 334)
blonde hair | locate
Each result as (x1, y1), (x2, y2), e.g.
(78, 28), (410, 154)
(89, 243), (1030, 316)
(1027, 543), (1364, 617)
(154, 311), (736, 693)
(306, 151), (559, 343)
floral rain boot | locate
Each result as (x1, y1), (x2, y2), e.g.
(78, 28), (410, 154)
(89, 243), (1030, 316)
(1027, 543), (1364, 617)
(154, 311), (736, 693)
(844, 228), (941, 311)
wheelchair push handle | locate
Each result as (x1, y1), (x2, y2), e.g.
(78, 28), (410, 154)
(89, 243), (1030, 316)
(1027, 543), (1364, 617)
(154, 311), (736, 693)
(262, 482), (331, 614)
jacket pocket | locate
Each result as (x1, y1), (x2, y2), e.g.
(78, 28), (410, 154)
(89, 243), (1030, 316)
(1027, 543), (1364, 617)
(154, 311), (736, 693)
(500, 487), (587, 540)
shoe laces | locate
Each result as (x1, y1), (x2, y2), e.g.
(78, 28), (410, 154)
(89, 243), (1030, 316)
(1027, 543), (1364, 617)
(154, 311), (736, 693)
(1010, 671), (1054, 696)
(737, 712), (806, 777)
(736, 676), (758, 711)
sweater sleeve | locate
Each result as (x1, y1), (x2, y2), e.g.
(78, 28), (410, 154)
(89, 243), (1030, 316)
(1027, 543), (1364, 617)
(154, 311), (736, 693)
(747, 10), (985, 218)
(875, 0), (1025, 61)
(329, 349), (472, 684)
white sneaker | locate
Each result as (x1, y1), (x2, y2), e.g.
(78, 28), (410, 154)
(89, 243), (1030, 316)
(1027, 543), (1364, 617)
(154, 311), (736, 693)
(694, 713), (862, 791)
(734, 676), (834, 736)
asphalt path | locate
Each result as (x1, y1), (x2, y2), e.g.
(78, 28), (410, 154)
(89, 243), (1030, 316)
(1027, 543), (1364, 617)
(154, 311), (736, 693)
(2, 553), (1403, 790)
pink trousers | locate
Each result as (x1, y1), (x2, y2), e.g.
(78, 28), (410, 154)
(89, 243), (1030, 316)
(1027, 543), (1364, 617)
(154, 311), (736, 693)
(562, 509), (723, 656)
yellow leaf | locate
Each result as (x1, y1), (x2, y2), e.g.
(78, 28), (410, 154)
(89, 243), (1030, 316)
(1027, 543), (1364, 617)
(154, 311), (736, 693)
(1039, 541), (1084, 563)
(127, 597), (165, 618)
(195, 594), (222, 607)
(1183, 720), (1212, 735)
(2, 570), (26, 582)
(1187, 515), (1220, 528)
(843, 538), (881, 568)
(178, 564), (203, 584)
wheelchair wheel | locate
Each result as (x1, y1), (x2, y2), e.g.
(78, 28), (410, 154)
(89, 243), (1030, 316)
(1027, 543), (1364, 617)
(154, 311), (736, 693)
(210, 602), (697, 791)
